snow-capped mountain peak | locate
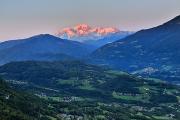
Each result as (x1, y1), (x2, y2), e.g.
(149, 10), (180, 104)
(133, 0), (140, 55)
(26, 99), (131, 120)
(55, 24), (120, 42)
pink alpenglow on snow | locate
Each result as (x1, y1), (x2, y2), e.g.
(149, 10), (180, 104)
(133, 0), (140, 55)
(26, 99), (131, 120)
(56, 24), (120, 41)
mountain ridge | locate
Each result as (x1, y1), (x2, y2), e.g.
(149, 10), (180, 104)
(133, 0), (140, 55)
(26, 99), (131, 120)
(0, 34), (95, 65)
(90, 15), (180, 84)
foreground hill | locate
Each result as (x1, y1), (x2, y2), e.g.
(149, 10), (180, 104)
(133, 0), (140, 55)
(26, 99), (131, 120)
(90, 15), (180, 84)
(0, 34), (95, 65)
(0, 77), (56, 120)
(0, 61), (179, 119)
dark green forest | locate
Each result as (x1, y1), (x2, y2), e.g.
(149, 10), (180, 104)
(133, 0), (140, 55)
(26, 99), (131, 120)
(0, 61), (179, 120)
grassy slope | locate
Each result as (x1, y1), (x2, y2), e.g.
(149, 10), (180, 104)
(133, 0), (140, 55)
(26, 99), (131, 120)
(0, 61), (179, 119)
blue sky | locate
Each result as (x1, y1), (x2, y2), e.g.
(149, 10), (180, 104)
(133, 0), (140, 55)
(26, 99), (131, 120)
(0, 0), (180, 40)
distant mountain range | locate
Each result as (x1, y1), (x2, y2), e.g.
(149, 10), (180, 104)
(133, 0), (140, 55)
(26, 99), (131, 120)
(56, 24), (133, 47)
(0, 26), (132, 65)
(0, 34), (95, 65)
(0, 16), (179, 84)
(90, 15), (180, 84)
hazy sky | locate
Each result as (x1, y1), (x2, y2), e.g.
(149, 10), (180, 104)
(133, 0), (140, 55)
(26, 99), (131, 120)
(0, 0), (180, 41)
